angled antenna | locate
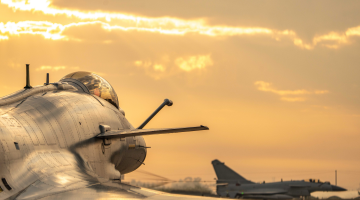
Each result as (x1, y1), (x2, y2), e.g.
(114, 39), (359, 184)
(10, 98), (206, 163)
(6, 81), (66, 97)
(137, 99), (173, 129)
(24, 64), (32, 89)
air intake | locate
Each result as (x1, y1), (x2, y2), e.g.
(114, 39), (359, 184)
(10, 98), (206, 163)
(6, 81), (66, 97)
(1, 178), (12, 191)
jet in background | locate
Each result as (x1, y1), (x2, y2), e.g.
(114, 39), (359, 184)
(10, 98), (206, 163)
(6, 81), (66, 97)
(0, 65), (211, 200)
(212, 159), (346, 199)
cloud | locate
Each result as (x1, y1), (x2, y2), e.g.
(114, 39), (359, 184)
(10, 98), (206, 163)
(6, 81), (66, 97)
(36, 66), (65, 71)
(255, 81), (328, 95)
(8, 61), (21, 68)
(312, 105), (330, 109)
(35, 65), (105, 76)
(0, 35), (9, 40)
(153, 64), (165, 72)
(0, 0), (360, 49)
(0, 21), (111, 41)
(103, 40), (113, 44)
(0, 21), (66, 40)
(134, 61), (163, 70)
(134, 61), (151, 68)
(255, 81), (329, 102)
(175, 55), (213, 72)
(134, 55), (211, 79)
(280, 97), (306, 102)
(36, 66), (79, 71)
(134, 60), (167, 79)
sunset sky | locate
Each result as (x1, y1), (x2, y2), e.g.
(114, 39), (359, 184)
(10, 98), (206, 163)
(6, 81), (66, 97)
(1, 0), (360, 192)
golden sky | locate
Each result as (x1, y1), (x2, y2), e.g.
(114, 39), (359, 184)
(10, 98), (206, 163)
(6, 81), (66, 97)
(1, 0), (360, 191)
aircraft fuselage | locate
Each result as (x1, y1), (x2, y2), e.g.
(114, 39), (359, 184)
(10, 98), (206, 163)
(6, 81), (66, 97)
(0, 88), (146, 199)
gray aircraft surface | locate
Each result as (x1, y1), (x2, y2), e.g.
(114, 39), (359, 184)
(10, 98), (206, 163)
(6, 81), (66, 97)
(212, 159), (346, 199)
(0, 65), (215, 200)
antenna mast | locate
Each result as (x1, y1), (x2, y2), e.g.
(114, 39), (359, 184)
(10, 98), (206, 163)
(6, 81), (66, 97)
(335, 170), (337, 186)
(24, 64), (32, 89)
(45, 73), (49, 85)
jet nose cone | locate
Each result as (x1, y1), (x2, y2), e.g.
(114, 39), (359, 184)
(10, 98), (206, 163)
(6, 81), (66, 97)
(331, 185), (347, 191)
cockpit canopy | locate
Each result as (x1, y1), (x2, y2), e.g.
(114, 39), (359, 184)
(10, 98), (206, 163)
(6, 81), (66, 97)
(304, 179), (323, 183)
(60, 72), (119, 109)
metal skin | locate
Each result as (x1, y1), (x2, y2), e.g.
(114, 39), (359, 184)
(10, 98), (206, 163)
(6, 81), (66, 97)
(212, 160), (347, 199)
(0, 71), (210, 200)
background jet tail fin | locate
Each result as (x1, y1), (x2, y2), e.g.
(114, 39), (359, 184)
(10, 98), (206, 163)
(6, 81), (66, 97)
(212, 159), (254, 184)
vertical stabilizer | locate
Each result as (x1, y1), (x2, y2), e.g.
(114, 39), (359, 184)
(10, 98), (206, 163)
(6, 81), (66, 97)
(212, 159), (253, 184)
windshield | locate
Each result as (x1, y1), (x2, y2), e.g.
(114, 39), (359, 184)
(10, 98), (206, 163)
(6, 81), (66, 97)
(60, 71), (119, 108)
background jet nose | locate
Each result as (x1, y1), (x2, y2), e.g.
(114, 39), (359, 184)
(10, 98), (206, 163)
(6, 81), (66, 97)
(331, 185), (347, 191)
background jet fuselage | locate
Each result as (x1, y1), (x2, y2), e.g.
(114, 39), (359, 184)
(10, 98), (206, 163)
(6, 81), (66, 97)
(212, 159), (346, 199)
(217, 180), (334, 199)
(0, 75), (146, 199)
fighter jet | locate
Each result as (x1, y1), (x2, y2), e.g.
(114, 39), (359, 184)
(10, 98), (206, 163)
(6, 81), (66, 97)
(212, 159), (346, 199)
(0, 65), (212, 200)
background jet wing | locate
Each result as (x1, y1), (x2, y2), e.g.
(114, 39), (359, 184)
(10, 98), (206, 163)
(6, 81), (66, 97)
(96, 126), (209, 139)
(243, 194), (295, 199)
(241, 188), (288, 195)
(289, 184), (310, 188)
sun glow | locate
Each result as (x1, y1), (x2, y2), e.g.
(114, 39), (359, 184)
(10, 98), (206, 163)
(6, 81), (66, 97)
(1, 0), (360, 49)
